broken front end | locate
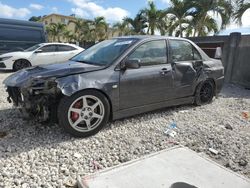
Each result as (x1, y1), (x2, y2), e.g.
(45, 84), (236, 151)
(6, 77), (61, 122)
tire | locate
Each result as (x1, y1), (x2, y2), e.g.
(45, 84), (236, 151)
(58, 90), (110, 137)
(194, 80), (214, 106)
(13, 59), (31, 71)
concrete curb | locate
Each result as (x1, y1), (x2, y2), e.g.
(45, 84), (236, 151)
(77, 146), (250, 188)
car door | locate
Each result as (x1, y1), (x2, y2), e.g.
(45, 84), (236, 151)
(54, 45), (78, 63)
(168, 39), (203, 98)
(119, 39), (174, 110)
(30, 45), (57, 65)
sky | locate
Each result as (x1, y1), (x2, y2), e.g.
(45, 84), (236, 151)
(0, 0), (250, 32)
(0, 0), (171, 22)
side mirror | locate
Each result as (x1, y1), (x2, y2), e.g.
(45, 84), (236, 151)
(192, 60), (203, 67)
(34, 49), (43, 53)
(123, 59), (141, 69)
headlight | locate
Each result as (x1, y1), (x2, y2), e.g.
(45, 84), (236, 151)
(0, 56), (13, 61)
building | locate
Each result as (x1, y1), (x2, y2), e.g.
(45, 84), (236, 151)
(41, 13), (76, 31)
(41, 14), (77, 42)
(40, 13), (115, 45)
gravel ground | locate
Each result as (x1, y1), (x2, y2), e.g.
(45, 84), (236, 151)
(0, 72), (249, 187)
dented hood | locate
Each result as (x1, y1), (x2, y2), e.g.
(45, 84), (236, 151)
(3, 60), (103, 87)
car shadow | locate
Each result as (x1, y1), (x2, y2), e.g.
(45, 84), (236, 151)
(0, 104), (195, 160)
(0, 83), (249, 160)
(0, 70), (14, 74)
(0, 108), (73, 160)
(109, 103), (195, 129)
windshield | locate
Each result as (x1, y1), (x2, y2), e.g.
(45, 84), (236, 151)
(71, 39), (137, 66)
(24, 44), (42, 52)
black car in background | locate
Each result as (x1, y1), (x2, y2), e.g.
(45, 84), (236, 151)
(0, 18), (46, 55)
(3, 36), (224, 137)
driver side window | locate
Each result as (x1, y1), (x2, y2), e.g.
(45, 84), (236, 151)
(39, 45), (56, 53)
(127, 40), (167, 66)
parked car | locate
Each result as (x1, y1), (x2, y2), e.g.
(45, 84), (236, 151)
(3, 36), (224, 137)
(0, 43), (84, 71)
(0, 18), (46, 55)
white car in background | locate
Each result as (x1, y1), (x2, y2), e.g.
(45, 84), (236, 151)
(0, 43), (84, 71)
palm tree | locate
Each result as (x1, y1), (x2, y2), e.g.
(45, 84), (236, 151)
(156, 13), (171, 36)
(63, 30), (75, 43)
(46, 23), (66, 42)
(234, 0), (250, 25)
(141, 1), (167, 35)
(123, 12), (147, 35)
(90, 17), (108, 41)
(112, 21), (130, 36)
(189, 13), (219, 36)
(165, 0), (192, 37)
(69, 18), (93, 44)
(189, 0), (233, 36)
(46, 25), (56, 42)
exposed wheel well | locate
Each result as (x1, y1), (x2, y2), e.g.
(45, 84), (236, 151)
(206, 78), (216, 95)
(194, 78), (216, 95)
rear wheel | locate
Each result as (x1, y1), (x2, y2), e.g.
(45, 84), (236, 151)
(194, 80), (214, 105)
(13, 59), (31, 71)
(58, 90), (110, 137)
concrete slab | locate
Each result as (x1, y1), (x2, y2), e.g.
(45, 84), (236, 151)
(78, 147), (250, 188)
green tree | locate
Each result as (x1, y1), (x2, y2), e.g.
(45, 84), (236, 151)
(46, 23), (66, 42)
(234, 0), (250, 25)
(123, 12), (147, 35)
(112, 21), (130, 36)
(141, 1), (167, 35)
(166, 0), (192, 37)
(187, 14), (219, 37)
(63, 30), (75, 43)
(189, 0), (233, 36)
(29, 16), (42, 22)
(46, 25), (57, 42)
(70, 19), (93, 43)
(157, 13), (171, 36)
(90, 17), (108, 41)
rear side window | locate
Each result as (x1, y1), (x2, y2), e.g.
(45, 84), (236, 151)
(57, 45), (76, 52)
(193, 47), (202, 60)
(40, 45), (57, 52)
(169, 40), (201, 62)
(128, 40), (167, 66)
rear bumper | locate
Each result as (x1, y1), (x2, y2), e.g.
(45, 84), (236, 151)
(215, 76), (224, 95)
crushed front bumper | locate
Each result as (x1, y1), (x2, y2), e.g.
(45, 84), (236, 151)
(6, 79), (61, 122)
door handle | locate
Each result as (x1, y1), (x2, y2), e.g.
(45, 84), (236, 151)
(160, 68), (170, 75)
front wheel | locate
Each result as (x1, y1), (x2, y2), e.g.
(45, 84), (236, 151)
(13, 59), (31, 71)
(58, 90), (110, 137)
(194, 80), (214, 105)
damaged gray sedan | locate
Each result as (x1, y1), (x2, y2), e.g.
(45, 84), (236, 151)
(3, 36), (224, 137)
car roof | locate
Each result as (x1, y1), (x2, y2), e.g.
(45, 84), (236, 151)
(40, 43), (78, 46)
(38, 43), (83, 49)
(114, 35), (210, 61)
(114, 35), (190, 41)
